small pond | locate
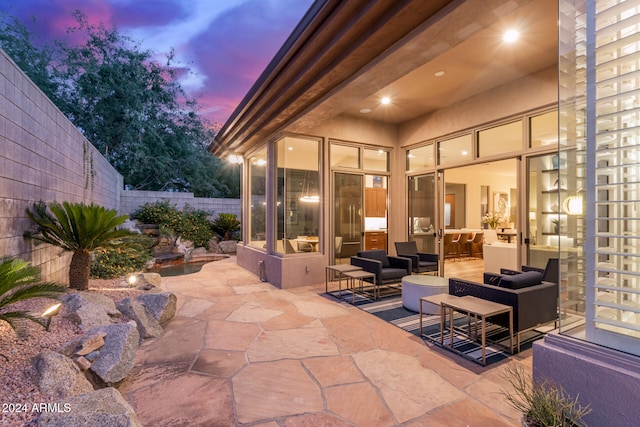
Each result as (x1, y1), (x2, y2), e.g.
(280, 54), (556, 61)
(149, 261), (211, 277)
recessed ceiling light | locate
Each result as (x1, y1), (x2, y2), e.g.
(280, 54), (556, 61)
(288, 147), (293, 151)
(434, 70), (445, 77)
(503, 29), (519, 43)
(381, 96), (391, 105)
(360, 108), (371, 114)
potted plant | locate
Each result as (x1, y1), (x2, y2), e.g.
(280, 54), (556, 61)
(482, 212), (503, 230)
(501, 364), (591, 427)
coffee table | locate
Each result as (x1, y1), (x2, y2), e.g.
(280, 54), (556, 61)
(401, 275), (449, 313)
(420, 293), (513, 365)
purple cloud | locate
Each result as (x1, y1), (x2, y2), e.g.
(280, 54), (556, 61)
(0, 0), (313, 124)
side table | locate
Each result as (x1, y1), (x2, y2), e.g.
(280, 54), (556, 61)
(325, 264), (362, 295)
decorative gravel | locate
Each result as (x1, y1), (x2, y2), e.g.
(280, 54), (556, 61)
(0, 278), (143, 426)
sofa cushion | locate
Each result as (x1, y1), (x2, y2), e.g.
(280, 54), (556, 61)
(380, 268), (408, 281)
(360, 250), (390, 268)
(498, 271), (543, 289)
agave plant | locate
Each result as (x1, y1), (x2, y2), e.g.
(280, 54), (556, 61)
(0, 257), (66, 331)
(26, 201), (134, 290)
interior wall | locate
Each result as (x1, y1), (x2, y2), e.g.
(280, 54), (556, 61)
(445, 160), (517, 229)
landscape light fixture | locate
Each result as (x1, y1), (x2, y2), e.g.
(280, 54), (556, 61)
(42, 303), (62, 331)
(128, 275), (137, 286)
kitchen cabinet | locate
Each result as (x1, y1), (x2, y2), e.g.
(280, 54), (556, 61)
(365, 188), (386, 217)
(365, 231), (387, 251)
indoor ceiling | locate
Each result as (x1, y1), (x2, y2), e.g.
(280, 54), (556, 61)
(342, 0), (558, 124)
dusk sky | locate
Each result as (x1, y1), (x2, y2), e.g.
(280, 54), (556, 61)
(0, 0), (314, 126)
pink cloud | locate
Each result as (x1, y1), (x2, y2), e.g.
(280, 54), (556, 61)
(1, 0), (313, 124)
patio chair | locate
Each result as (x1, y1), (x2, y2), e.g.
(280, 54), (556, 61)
(350, 250), (411, 298)
(394, 241), (438, 275)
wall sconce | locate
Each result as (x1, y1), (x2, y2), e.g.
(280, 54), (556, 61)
(563, 187), (584, 216)
(42, 303), (62, 331)
(563, 195), (583, 215)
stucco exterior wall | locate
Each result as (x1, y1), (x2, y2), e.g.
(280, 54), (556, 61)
(0, 49), (123, 284)
(308, 115), (398, 147)
(120, 190), (240, 218)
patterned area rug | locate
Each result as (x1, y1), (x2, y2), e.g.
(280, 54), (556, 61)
(328, 290), (545, 366)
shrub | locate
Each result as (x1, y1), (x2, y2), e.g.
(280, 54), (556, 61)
(90, 234), (155, 279)
(132, 201), (214, 249)
(132, 200), (182, 230)
(177, 208), (214, 248)
(0, 257), (66, 331)
(501, 364), (591, 427)
(212, 213), (241, 241)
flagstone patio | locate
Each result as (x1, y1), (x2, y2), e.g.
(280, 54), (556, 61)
(119, 257), (528, 426)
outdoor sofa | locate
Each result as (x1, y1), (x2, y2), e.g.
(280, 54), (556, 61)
(448, 270), (558, 351)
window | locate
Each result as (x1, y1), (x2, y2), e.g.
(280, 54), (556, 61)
(438, 134), (472, 165)
(331, 143), (359, 168)
(247, 147), (267, 249)
(477, 121), (523, 157)
(530, 111), (559, 148)
(276, 137), (321, 254)
(406, 144), (435, 171)
(364, 148), (389, 172)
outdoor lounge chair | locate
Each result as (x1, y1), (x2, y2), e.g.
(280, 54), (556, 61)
(394, 241), (438, 275)
(350, 250), (411, 298)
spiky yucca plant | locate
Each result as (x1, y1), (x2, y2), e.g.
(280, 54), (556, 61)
(0, 257), (66, 331)
(26, 201), (134, 290)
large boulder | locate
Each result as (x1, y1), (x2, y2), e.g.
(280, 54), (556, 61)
(36, 387), (142, 427)
(136, 292), (177, 326)
(58, 330), (107, 358)
(219, 240), (237, 254)
(128, 273), (161, 291)
(117, 298), (163, 339)
(89, 322), (140, 387)
(62, 292), (120, 331)
(32, 351), (94, 399)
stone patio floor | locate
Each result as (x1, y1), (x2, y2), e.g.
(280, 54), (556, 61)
(119, 256), (528, 426)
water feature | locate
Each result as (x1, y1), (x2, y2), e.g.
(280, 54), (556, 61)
(149, 261), (210, 277)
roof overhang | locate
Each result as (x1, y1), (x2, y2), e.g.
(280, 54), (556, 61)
(210, 0), (557, 158)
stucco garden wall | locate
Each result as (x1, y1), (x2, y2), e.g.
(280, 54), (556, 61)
(120, 190), (240, 218)
(0, 49), (123, 283)
(1, 49), (241, 284)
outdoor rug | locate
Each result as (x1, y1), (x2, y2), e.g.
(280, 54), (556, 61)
(327, 289), (545, 366)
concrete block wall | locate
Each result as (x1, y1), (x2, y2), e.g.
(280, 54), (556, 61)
(120, 190), (240, 218)
(0, 49), (123, 284)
